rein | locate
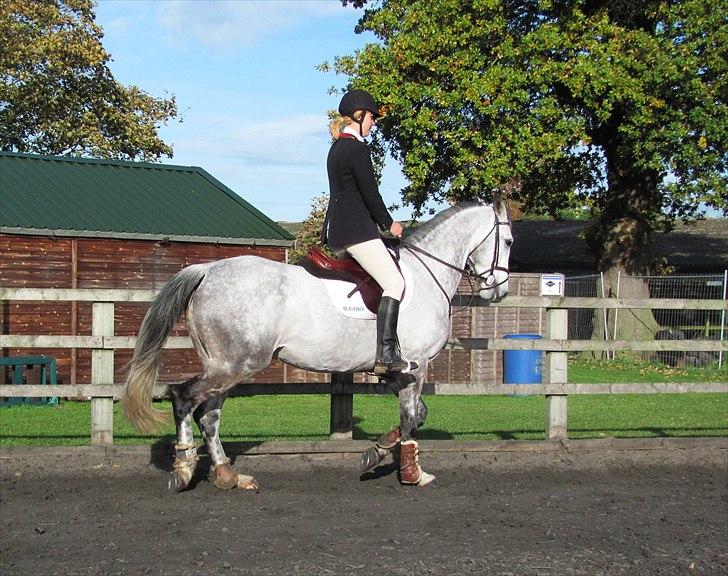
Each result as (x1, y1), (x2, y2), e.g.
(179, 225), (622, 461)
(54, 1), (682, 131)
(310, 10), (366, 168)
(402, 208), (511, 315)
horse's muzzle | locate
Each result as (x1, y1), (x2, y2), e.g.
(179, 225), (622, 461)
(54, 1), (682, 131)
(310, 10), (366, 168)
(479, 285), (508, 303)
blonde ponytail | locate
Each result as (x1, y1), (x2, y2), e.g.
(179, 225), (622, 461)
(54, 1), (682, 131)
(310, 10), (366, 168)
(328, 110), (365, 140)
(329, 113), (349, 140)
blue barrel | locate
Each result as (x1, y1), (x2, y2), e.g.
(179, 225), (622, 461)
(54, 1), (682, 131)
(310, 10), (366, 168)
(503, 334), (543, 384)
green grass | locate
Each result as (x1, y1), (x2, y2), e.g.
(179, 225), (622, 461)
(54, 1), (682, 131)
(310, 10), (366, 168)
(0, 357), (725, 446)
(569, 356), (728, 383)
(1, 393), (725, 446)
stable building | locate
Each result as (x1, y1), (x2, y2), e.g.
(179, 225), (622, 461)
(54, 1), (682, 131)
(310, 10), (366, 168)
(0, 152), (294, 386)
(510, 219), (728, 274)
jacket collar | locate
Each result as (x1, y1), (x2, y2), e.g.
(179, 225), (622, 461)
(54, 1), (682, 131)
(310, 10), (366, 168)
(342, 126), (364, 142)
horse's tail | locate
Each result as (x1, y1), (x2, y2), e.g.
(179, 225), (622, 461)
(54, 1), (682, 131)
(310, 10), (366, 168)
(122, 264), (207, 433)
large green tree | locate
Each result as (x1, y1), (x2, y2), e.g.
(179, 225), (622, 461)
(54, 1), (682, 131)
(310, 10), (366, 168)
(329, 0), (727, 284)
(0, 0), (177, 161)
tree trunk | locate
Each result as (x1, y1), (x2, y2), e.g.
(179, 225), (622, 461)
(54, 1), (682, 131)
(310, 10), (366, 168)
(586, 130), (662, 357)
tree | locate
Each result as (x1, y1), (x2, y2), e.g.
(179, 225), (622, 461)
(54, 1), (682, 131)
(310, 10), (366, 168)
(328, 0), (727, 344)
(289, 195), (332, 264)
(0, 0), (177, 161)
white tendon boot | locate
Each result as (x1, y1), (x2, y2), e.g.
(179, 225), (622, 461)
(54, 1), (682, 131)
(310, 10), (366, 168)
(169, 443), (199, 493)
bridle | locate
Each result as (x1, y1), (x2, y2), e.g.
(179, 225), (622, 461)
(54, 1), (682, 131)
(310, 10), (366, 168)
(474, 208), (512, 289)
(402, 207), (512, 313)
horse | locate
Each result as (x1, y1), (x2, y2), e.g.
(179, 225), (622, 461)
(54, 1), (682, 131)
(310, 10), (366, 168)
(122, 200), (512, 491)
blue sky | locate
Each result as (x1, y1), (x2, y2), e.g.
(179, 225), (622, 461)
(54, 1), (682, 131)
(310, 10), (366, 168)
(94, 0), (418, 223)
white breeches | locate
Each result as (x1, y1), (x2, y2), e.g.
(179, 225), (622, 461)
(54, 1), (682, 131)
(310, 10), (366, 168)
(346, 239), (405, 300)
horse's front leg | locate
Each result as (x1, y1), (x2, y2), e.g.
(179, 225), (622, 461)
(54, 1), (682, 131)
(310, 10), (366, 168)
(360, 425), (402, 473)
(397, 370), (435, 486)
(194, 394), (258, 491)
(360, 371), (412, 473)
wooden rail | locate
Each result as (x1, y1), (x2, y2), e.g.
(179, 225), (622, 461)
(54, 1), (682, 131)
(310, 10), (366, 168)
(1, 288), (726, 445)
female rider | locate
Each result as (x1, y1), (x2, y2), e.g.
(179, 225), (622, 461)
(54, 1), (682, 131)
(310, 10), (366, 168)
(322, 89), (411, 374)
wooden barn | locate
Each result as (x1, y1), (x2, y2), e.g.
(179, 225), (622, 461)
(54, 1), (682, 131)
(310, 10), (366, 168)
(0, 151), (294, 386)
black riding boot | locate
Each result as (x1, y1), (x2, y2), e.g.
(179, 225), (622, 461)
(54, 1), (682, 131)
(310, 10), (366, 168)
(373, 296), (409, 374)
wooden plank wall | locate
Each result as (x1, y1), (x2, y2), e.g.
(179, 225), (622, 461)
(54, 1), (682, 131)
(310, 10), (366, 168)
(1, 234), (287, 385)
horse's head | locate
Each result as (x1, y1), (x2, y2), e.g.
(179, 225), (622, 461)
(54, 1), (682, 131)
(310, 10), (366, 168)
(466, 200), (512, 302)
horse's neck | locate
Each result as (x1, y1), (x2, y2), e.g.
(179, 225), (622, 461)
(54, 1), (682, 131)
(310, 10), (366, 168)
(407, 210), (485, 298)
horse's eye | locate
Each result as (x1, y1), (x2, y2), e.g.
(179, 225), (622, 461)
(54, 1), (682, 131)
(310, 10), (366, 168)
(505, 239), (513, 248)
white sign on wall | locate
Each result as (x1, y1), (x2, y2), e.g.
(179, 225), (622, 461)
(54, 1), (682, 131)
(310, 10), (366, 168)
(540, 273), (565, 296)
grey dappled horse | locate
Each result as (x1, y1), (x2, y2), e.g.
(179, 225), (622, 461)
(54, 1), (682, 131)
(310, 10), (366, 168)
(122, 201), (512, 491)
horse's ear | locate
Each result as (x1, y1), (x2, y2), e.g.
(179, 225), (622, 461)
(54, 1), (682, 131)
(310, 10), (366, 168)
(492, 192), (504, 214)
(491, 194), (513, 225)
(495, 179), (520, 217)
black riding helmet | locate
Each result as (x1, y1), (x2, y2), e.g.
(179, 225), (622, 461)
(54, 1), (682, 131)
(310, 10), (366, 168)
(338, 89), (381, 120)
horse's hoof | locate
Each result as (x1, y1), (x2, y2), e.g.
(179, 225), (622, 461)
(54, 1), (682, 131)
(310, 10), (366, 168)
(211, 463), (258, 491)
(417, 471), (436, 487)
(211, 463), (239, 489)
(400, 470), (436, 487)
(236, 474), (259, 491)
(361, 446), (388, 473)
(168, 471), (189, 493)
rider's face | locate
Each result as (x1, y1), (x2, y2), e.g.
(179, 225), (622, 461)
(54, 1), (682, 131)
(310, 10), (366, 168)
(360, 111), (376, 137)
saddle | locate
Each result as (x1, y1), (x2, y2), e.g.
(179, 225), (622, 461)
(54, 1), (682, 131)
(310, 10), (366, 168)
(305, 246), (399, 314)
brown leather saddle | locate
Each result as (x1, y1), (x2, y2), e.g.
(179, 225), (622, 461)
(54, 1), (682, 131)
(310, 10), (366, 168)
(304, 246), (401, 314)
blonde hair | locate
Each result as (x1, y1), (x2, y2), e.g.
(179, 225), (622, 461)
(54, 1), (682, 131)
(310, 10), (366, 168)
(328, 110), (365, 140)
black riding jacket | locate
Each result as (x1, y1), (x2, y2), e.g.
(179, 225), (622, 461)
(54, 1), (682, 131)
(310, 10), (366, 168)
(323, 135), (393, 249)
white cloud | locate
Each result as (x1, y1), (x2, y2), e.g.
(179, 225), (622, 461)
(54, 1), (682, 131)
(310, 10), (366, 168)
(154, 0), (344, 53)
(99, 13), (135, 38)
(169, 112), (330, 167)
(230, 115), (331, 165)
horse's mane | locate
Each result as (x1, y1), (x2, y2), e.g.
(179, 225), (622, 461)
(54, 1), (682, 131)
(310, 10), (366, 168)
(402, 201), (486, 246)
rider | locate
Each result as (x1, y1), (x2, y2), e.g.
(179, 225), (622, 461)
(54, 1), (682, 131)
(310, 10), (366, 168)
(322, 88), (410, 374)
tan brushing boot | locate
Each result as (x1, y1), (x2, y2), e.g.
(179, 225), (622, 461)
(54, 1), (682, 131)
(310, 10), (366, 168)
(399, 440), (436, 486)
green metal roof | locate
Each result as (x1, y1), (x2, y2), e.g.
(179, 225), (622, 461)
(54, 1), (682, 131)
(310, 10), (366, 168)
(0, 152), (294, 245)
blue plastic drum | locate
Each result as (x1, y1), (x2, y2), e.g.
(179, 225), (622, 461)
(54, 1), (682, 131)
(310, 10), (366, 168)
(503, 334), (543, 384)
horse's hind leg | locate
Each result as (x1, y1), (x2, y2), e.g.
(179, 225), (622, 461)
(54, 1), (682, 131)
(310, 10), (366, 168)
(168, 373), (252, 492)
(169, 376), (202, 493)
(194, 395), (258, 491)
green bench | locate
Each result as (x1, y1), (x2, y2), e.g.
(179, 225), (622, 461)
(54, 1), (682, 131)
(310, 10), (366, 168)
(0, 356), (58, 406)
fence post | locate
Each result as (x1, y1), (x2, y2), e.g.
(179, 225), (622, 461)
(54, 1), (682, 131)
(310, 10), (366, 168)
(545, 307), (568, 440)
(330, 372), (354, 440)
(720, 270), (727, 369)
(91, 302), (115, 446)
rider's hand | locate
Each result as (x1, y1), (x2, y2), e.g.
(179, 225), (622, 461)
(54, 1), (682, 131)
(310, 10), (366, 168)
(390, 221), (404, 238)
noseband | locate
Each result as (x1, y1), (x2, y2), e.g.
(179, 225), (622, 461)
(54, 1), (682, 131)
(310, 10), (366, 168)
(402, 208), (512, 311)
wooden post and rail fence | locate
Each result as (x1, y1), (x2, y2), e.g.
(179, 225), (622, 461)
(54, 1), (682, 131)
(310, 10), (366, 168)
(1, 287), (726, 446)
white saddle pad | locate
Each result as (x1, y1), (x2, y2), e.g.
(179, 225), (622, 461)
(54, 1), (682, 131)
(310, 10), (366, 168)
(322, 262), (414, 320)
